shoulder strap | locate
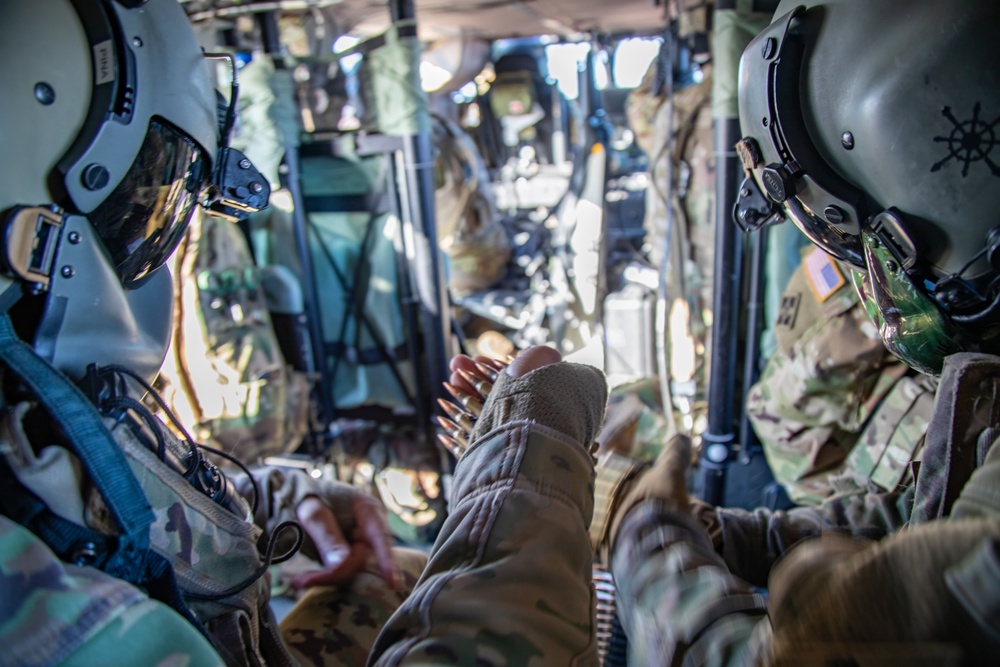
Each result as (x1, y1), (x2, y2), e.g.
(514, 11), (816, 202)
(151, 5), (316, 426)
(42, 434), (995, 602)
(0, 314), (153, 568)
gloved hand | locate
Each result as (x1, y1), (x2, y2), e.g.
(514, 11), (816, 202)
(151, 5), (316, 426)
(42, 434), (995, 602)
(606, 433), (693, 549)
(768, 518), (1000, 662)
(438, 346), (608, 455)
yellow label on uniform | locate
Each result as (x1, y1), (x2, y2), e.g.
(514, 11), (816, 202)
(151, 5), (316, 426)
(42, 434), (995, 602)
(803, 246), (846, 302)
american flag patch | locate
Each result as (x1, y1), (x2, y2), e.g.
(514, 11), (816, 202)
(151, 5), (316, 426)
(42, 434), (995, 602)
(803, 246), (845, 302)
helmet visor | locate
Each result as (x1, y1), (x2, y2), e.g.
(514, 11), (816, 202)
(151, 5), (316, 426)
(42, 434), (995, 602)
(88, 119), (209, 286)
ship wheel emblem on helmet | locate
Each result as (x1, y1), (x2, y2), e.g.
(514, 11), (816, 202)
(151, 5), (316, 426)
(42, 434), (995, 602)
(931, 102), (1000, 177)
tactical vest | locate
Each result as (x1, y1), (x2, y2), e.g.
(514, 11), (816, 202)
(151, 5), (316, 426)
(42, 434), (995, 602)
(0, 319), (296, 666)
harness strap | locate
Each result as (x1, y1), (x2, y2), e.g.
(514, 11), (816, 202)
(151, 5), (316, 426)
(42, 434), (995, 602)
(0, 315), (154, 556)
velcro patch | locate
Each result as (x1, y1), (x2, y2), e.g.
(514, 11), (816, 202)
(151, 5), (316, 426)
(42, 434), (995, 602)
(803, 247), (845, 303)
(777, 293), (801, 329)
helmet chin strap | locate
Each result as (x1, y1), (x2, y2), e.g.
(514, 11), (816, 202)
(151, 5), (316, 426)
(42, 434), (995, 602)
(32, 215), (173, 382)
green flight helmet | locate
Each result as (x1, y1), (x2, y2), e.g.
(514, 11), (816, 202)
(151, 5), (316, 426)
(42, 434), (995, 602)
(0, 0), (269, 381)
(735, 0), (1000, 375)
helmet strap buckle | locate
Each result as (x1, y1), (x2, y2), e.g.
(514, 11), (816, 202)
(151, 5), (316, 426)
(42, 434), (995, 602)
(1, 206), (64, 292)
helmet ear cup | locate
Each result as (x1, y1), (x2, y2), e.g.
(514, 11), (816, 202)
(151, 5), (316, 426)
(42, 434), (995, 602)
(34, 216), (173, 382)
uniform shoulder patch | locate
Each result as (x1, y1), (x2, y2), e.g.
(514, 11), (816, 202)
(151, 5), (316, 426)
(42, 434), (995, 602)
(776, 293), (801, 329)
(803, 246), (846, 303)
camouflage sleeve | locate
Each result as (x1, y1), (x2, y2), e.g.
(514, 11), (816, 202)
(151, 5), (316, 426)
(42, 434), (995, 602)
(952, 433), (1000, 520)
(610, 500), (771, 665)
(367, 420), (599, 666)
(714, 488), (913, 587)
(0, 515), (223, 667)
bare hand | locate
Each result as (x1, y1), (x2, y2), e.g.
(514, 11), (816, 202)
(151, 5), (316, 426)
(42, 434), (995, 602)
(292, 494), (400, 590)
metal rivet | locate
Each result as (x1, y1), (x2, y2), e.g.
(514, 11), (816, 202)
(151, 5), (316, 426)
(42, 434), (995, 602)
(81, 164), (110, 191)
(250, 182), (263, 194)
(67, 231), (81, 244)
(824, 205), (847, 226)
(239, 158), (251, 170)
(885, 260), (898, 273)
(841, 131), (855, 150)
(61, 266), (75, 278)
(762, 117), (769, 128)
(132, 36), (143, 47)
(761, 37), (778, 60)
(34, 82), (56, 105)
(740, 188), (751, 198)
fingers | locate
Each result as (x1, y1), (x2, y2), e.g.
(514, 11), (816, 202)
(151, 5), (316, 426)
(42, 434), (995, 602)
(441, 353), (512, 454)
(352, 495), (401, 591)
(292, 494), (400, 590)
(296, 496), (350, 568)
(505, 345), (561, 377)
(439, 347), (567, 456)
(449, 355), (502, 396)
(294, 496), (363, 588)
(650, 434), (691, 498)
(290, 543), (371, 589)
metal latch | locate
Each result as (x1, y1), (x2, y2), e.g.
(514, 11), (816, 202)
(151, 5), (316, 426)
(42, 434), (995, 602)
(2, 206), (64, 291)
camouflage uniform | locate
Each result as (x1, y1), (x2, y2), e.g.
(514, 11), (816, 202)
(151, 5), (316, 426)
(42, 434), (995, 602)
(0, 428), (425, 667)
(0, 515), (224, 667)
(612, 353), (1000, 665)
(2, 358), (608, 667)
(747, 247), (937, 504)
(367, 360), (608, 666)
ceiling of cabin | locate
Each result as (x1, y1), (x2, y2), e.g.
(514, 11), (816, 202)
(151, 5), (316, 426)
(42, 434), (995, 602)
(342, 0), (668, 40)
(182, 0), (668, 41)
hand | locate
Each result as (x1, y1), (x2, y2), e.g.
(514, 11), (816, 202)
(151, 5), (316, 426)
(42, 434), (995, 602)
(291, 493), (400, 591)
(433, 354), (504, 456)
(440, 346), (607, 452)
(608, 433), (694, 546)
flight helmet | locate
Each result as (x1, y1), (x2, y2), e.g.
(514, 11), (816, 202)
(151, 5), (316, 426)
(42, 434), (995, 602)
(0, 0), (268, 380)
(736, 0), (1000, 374)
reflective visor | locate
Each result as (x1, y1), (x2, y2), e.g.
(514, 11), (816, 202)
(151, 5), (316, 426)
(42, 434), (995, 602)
(88, 119), (209, 286)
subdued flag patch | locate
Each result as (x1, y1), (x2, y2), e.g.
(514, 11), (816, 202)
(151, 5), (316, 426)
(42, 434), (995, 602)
(803, 247), (845, 302)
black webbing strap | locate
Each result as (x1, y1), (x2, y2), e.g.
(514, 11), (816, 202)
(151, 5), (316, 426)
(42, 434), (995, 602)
(0, 314), (154, 575)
